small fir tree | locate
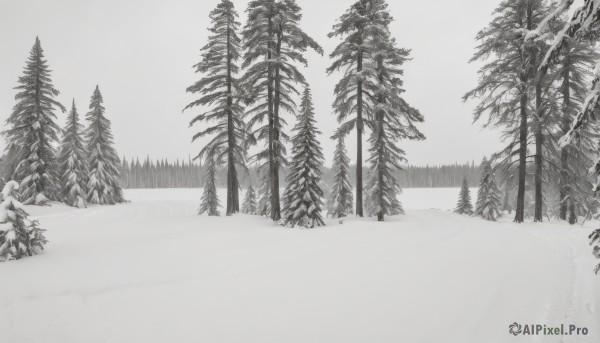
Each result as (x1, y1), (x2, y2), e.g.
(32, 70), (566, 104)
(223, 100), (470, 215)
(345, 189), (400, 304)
(198, 152), (220, 216)
(474, 158), (502, 221)
(58, 100), (88, 208)
(256, 166), (271, 217)
(85, 86), (125, 205)
(280, 87), (325, 228)
(0, 181), (48, 262)
(327, 134), (353, 218)
(455, 177), (473, 215)
(242, 184), (257, 215)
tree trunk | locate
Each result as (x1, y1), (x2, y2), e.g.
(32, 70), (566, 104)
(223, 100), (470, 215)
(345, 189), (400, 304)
(225, 21), (239, 216)
(514, 90), (528, 223)
(559, 44), (571, 222)
(356, 51), (364, 217)
(533, 78), (543, 222)
(271, 30), (282, 222)
(267, 17), (277, 221)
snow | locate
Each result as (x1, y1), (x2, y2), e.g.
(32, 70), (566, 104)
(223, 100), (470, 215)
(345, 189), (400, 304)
(0, 187), (598, 343)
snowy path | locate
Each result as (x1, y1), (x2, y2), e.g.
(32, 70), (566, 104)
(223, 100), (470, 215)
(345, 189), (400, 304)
(0, 188), (598, 343)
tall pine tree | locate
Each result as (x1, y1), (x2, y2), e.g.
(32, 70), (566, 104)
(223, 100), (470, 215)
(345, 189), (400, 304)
(58, 100), (88, 208)
(327, 0), (378, 217)
(185, 0), (246, 216)
(242, 0), (323, 222)
(455, 177), (474, 215)
(85, 86), (125, 205)
(327, 133), (353, 218)
(363, 11), (425, 221)
(464, 0), (551, 223)
(3, 37), (65, 205)
(281, 87), (325, 228)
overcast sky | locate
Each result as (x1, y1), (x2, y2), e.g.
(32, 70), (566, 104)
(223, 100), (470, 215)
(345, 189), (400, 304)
(0, 0), (516, 166)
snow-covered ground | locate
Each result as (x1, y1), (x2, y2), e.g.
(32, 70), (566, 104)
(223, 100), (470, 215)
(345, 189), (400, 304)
(0, 188), (598, 343)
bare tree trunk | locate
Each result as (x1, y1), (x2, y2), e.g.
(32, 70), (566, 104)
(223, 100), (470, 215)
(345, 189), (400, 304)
(267, 17), (278, 221)
(515, 90), (528, 223)
(271, 30), (282, 221)
(534, 79), (543, 222)
(226, 20), (239, 216)
(559, 44), (571, 222)
(356, 51), (364, 217)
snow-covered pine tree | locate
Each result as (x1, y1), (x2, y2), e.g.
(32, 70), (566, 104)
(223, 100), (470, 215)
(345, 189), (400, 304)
(85, 86), (125, 205)
(474, 157), (502, 221)
(198, 151), (220, 216)
(58, 100), (88, 208)
(185, 0), (246, 216)
(552, 38), (599, 223)
(280, 87), (325, 228)
(242, 184), (257, 214)
(327, 133), (353, 218)
(464, 0), (552, 223)
(455, 177), (474, 215)
(363, 9), (425, 221)
(242, 0), (323, 222)
(3, 37), (65, 205)
(0, 181), (47, 262)
(327, 0), (379, 217)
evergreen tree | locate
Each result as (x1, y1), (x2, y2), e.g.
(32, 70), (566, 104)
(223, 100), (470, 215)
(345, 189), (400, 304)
(3, 37), (65, 205)
(455, 177), (474, 215)
(364, 13), (425, 221)
(552, 38), (599, 223)
(58, 100), (88, 208)
(242, 0), (323, 222)
(242, 184), (257, 214)
(327, 134), (353, 218)
(256, 166), (271, 217)
(327, 0), (380, 217)
(0, 181), (47, 261)
(474, 158), (502, 221)
(464, 0), (551, 223)
(280, 87), (325, 228)
(85, 86), (125, 205)
(198, 151), (220, 216)
(185, 0), (246, 216)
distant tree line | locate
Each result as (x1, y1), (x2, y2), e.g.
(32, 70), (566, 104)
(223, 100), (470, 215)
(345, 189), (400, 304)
(115, 157), (480, 189)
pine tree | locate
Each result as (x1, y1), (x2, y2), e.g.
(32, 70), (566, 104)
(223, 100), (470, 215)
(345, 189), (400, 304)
(198, 151), (220, 216)
(242, 184), (257, 214)
(85, 86), (125, 205)
(58, 100), (88, 208)
(280, 87), (325, 228)
(185, 0), (246, 216)
(0, 181), (48, 262)
(552, 38), (599, 223)
(327, 133), (353, 218)
(455, 177), (473, 215)
(474, 158), (502, 221)
(363, 11), (425, 221)
(327, 0), (380, 217)
(464, 0), (552, 223)
(3, 37), (65, 205)
(242, 0), (323, 222)
(256, 166), (271, 217)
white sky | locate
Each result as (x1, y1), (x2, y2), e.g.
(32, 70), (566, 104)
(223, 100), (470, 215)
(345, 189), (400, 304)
(0, 0), (510, 166)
